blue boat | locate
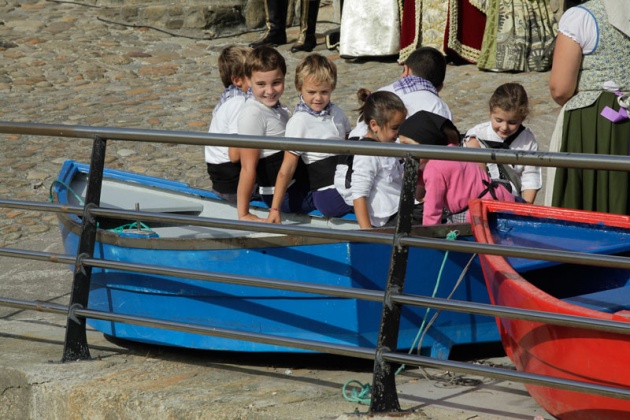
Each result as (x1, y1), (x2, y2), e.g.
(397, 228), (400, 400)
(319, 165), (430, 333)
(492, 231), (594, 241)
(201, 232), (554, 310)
(52, 160), (499, 356)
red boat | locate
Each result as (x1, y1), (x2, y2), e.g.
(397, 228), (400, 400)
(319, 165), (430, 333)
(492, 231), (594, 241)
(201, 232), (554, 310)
(469, 199), (630, 419)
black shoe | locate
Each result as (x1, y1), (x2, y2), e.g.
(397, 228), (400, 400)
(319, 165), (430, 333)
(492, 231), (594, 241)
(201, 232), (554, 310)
(291, 35), (317, 53)
(325, 30), (340, 51)
(250, 32), (287, 48)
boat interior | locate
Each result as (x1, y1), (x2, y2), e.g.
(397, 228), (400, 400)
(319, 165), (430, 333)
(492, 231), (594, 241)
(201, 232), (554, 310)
(61, 171), (359, 239)
(492, 212), (630, 314)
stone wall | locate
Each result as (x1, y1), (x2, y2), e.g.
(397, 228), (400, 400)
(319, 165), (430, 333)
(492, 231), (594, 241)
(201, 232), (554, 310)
(93, 0), (265, 31)
(45, 0), (563, 34)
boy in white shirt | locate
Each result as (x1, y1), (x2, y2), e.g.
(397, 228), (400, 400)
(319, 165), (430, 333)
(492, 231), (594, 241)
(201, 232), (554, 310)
(205, 45), (251, 202)
(233, 46), (312, 221)
(266, 53), (352, 223)
(349, 46), (452, 138)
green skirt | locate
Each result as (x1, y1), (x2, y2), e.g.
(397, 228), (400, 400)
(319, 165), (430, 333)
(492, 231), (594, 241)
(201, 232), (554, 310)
(552, 92), (630, 214)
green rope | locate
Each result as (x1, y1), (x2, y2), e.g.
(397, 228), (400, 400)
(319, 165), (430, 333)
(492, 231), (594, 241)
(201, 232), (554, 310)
(48, 179), (85, 205)
(395, 230), (459, 375)
(48, 180), (154, 234)
(341, 230), (461, 405)
(342, 380), (372, 405)
(109, 221), (154, 233)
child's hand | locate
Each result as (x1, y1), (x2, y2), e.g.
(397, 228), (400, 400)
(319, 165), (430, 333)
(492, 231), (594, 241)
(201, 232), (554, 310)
(239, 213), (265, 222)
(266, 211), (282, 224)
(463, 136), (481, 148)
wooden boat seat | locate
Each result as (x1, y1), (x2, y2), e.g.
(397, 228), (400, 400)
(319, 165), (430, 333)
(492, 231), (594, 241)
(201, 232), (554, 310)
(101, 191), (203, 215)
(562, 286), (630, 313)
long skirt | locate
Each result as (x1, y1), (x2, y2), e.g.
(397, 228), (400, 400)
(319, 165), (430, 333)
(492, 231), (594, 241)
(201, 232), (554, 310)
(552, 92), (630, 215)
(477, 0), (557, 72)
(399, 0), (486, 64)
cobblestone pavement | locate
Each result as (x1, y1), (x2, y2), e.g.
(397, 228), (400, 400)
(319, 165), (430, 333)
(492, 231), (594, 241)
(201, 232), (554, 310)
(0, 0), (559, 245)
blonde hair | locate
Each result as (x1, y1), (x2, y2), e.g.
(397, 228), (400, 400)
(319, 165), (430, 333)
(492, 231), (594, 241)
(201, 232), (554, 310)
(294, 53), (337, 91)
(217, 45), (251, 88)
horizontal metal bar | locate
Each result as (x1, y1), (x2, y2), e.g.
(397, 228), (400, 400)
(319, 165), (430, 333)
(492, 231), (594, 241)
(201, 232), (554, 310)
(384, 352), (630, 401)
(4, 292), (627, 403)
(86, 208), (630, 271)
(0, 297), (68, 315)
(0, 248), (75, 265)
(400, 236), (630, 270)
(0, 199), (83, 215)
(75, 307), (376, 360)
(4, 199), (629, 272)
(1, 121), (630, 170)
(3, 243), (624, 337)
(81, 256), (385, 302)
(391, 294), (630, 335)
(89, 207), (394, 244)
(1, 243), (626, 337)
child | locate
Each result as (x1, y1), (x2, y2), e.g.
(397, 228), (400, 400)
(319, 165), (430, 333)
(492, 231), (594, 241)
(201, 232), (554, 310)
(204, 45), (251, 202)
(463, 83), (542, 204)
(233, 45), (311, 222)
(398, 111), (515, 225)
(266, 53), (352, 224)
(349, 46), (452, 138)
(334, 90), (408, 229)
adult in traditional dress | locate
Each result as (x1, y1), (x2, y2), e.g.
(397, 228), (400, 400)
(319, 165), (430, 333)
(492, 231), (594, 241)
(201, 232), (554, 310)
(548, 0), (630, 214)
(477, 0), (558, 72)
(399, 0), (557, 72)
(399, 0), (487, 64)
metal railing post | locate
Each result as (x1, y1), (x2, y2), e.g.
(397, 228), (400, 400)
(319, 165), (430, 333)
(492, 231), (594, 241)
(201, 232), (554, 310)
(369, 156), (418, 413)
(62, 136), (107, 362)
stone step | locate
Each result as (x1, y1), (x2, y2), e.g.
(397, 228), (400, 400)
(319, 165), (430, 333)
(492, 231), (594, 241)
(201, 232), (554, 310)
(92, 0), (341, 32)
(96, 0), (252, 31)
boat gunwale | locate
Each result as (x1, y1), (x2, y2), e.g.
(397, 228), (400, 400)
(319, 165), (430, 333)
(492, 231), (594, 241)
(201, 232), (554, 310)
(54, 160), (473, 250)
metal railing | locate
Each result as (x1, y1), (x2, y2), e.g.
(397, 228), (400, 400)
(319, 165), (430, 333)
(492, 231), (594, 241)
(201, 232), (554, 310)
(2, 121), (630, 414)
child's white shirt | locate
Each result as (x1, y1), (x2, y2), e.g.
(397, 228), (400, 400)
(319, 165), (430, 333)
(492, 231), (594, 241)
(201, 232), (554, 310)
(335, 153), (403, 227)
(237, 98), (289, 159)
(465, 121), (542, 192)
(285, 104), (351, 164)
(205, 95), (247, 164)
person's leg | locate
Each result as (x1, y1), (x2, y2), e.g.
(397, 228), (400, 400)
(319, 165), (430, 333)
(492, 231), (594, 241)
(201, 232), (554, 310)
(312, 189), (352, 217)
(284, 184), (315, 213)
(291, 0), (320, 53)
(262, 187), (315, 214)
(250, 0), (289, 48)
(325, 0), (342, 50)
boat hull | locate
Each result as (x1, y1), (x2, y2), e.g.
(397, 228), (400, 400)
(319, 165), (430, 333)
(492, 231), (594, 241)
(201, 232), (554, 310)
(54, 160), (499, 355)
(470, 199), (630, 419)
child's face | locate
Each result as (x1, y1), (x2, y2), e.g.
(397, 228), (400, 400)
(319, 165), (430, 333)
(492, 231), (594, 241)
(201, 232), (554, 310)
(370, 111), (406, 143)
(490, 108), (524, 140)
(248, 68), (285, 108)
(300, 76), (333, 113)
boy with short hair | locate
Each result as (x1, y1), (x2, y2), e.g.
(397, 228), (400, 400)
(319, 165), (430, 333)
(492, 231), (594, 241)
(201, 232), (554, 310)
(234, 46), (310, 221)
(349, 46), (452, 138)
(266, 53), (352, 224)
(204, 45), (251, 202)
